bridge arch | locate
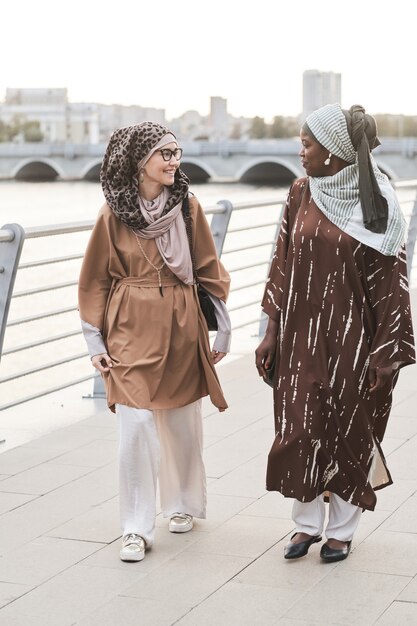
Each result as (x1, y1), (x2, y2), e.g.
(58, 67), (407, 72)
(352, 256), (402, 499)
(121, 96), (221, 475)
(180, 158), (215, 183)
(13, 158), (63, 181)
(236, 157), (301, 185)
(81, 159), (102, 182)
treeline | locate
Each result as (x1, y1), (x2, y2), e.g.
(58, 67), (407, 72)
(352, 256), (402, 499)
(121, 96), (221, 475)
(245, 115), (417, 139)
(0, 118), (43, 142)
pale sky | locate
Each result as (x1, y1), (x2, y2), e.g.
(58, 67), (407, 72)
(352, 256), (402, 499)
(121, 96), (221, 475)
(2, 0), (415, 121)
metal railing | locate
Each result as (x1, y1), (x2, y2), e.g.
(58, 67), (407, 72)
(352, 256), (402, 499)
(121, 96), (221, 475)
(1, 183), (417, 413)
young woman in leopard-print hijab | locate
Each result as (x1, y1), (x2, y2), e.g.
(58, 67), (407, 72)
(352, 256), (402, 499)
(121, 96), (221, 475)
(78, 121), (231, 563)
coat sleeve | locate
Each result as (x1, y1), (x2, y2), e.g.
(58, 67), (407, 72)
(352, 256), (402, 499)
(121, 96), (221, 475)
(190, 196), (231, 303)
(78, 206), (113, 332)
(364, 244), (416, 371)
(261, 179), (306, 322)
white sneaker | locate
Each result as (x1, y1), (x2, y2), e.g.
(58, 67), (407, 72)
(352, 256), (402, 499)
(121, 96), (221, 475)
(120, 534), (146, 562)
(169, 513), (194, 533)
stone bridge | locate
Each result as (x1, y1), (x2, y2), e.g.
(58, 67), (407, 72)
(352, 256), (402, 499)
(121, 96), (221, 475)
(0, 138), (417, 184)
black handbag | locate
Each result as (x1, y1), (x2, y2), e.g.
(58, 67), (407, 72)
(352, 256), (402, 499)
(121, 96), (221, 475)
(182, 195), (218, 331)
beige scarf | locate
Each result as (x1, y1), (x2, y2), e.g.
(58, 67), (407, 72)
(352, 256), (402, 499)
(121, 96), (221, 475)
(136, 187), (193, 284)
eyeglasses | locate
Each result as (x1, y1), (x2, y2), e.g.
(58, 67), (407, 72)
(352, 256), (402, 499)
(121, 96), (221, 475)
(158, 148), (183, 161)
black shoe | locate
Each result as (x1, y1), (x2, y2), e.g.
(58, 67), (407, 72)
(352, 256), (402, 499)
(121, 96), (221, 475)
(284, 533), (322, 559)
(320, 540), (352, 563)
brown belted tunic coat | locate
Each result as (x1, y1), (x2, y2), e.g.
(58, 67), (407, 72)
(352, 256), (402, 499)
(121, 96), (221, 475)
(78, 196), (230, 413)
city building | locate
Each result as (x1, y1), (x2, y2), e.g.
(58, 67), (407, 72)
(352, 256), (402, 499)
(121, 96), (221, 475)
(209, 96), (229, 139)
(302, 70), (342, 120)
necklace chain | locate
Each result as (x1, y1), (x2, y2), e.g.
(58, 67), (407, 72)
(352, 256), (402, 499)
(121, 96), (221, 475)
(133, 232), (165, 296)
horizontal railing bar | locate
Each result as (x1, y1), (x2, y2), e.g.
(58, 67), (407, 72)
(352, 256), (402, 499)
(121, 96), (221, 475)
(0, 374), (96, 412)
(227, 222), (278, 233)
(0, 228), (15, 243)
(230, 279), (266, 293)
(24, 221), (95, 238)
(231, 199), (285, 211)
(2, 329), (81, 355)
(395, 179), (417, 188)
(19, 253), (84, 270)
(0, 352), (88, 383)
(228, 298), (262, 312)
(231, 317), (261, 331)
(228, 260), (269, 273)
(12, 280), (77, 298)
(7, 305), (77, 327)
(222, 240), (276, 254)
(12, 206), (225, 241)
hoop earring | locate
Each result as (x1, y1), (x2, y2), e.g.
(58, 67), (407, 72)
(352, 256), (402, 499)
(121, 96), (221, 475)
(139, 168), (145, 183)
(324, 153), (332, 166)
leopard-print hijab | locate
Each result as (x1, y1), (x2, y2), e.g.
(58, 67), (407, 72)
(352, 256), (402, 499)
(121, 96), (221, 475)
(100, 121), (189, 230)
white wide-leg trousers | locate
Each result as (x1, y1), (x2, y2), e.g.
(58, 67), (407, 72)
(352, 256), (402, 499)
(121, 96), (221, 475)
(292, 493), (362, 541)
(117, 399), (206, 547)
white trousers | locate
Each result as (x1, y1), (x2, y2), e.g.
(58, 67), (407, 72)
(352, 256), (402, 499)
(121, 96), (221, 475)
(117, 399), (206, 547)
(292, 493), (363, 541)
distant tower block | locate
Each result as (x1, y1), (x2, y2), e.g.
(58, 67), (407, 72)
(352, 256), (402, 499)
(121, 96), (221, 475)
(302, 70), (341, 120)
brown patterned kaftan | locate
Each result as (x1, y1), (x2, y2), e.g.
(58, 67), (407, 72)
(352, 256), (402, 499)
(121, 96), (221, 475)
(262, 178), (415, 511)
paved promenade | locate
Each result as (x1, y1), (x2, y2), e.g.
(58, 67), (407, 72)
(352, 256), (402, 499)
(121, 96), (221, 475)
(1, 297), (417, 625)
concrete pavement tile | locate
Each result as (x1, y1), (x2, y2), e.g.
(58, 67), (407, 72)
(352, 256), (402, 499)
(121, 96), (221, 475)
(384, 436), (417, 480)
(75, 411), (116, 429)
(0, 564), (145, 624)
(0, 462), (94, 495)
(375, 601), (417, 625)
(351, 510), (391, 547)
(25, 424), (115, 455)
(185, 514), (292, 557)
(122, 552), (250, 607)
(203, 393), (272, 440)
(343, 530), (417, 576)
(76, 595), (189, 626)
(0, 445), (66, 475)
(374, 479), (417, 512)
(0, 463), (117, 554)
(0, 610), (73, 626)
(0, 491), (37, 515)
(207, 453), (267, 498)
(46, 438), (117, 468)
(390, 394), (417, 418)
(204, 421), (271, 478)
(398, 577), (417, 602)
(380, 492), (417, 533)
(46, 497), (119, 543)
(156, 493), (255, 533)
(0, 536), (103, 586)
(285, 569), (411, 625)
(82, 525), (207, 572)
(83, 526), (207, 571)
(385, 417), (417, 441)
(382, 437), (407, 456)
(174, 582), (302, 625)
(240, 491), (294, 519)
(0, 581), (32, 609)
(235, 547), (336, 591)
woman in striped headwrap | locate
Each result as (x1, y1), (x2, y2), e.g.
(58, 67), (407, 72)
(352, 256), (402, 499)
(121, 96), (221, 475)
(256, 103), (415, 563)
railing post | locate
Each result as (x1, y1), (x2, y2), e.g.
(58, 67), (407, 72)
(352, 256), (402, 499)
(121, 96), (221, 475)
(0, 224), (25, 360)
(83, 371), (106, 399)
(210, 200), (233, 257)
(258, 207), (283, 337)
(0, 223), (25, 444)
(406, 188), (417, 280)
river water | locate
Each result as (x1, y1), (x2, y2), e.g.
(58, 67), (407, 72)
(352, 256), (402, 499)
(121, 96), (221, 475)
(1, 180), (285, 227)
